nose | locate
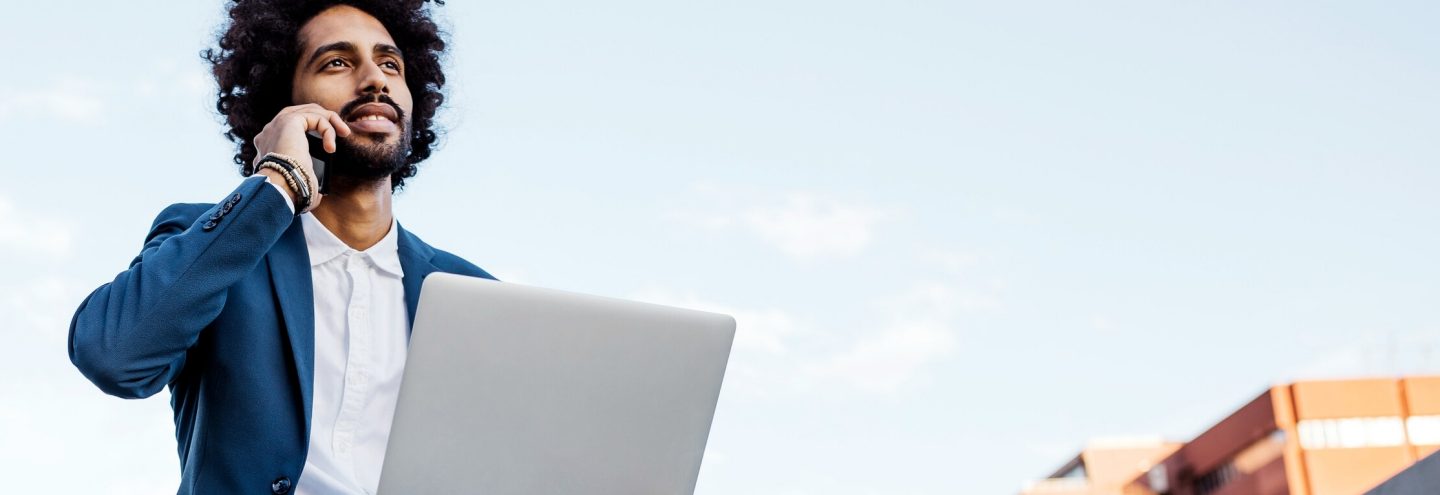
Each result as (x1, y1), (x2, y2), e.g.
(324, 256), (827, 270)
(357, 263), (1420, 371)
(357, 60), (389, 96)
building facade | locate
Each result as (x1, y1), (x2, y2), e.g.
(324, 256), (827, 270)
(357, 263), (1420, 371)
(1024, 377), (1440, 495)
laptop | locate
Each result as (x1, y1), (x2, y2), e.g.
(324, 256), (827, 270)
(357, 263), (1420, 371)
(377, 273), (736, 494)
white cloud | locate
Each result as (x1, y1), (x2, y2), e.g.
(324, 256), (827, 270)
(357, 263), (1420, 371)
(488, 267), (532, 285)
(1091, 315), (1117, 333)
(801, 318), (956, 393)
(2, 277), (82, 332)
(877, 281), (998, 316)
(742, 192), (888, 260)
(628, 288), (812, 401)
(632, 281), (989, 397)
(629, 289), (804, 356)
(0, 65), (209, 127)
(0, 78), (106, 124)
(135, 59), (213, 101)
(801, 283), (983, 393)
(0, 275), (181, 495)
(668, 187), (892, 261)
(1285, 331), (1440, 380)
(921, 247), (981, 273)
(0, 195), (75, 257)
(180, 70), (214, 97)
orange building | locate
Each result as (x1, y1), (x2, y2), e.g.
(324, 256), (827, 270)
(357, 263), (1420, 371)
(1024, 376), (1440, 495)
(1021, 439), (1180, 495)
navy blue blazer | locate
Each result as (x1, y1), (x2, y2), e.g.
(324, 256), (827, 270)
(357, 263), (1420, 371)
(69, 177), (494, 495)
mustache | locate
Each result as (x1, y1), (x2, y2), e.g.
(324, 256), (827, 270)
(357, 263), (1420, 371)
(339, 94), (406, 124)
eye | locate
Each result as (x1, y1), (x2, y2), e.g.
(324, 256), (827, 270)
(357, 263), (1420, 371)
(323, 58), (348, 69)
(381, 60), (402, 72)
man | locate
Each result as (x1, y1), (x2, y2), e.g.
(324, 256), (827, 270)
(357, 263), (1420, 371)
(68, 1), (492, 494)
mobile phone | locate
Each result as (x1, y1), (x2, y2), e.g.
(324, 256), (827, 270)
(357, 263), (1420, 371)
(305, 131), (331, 194)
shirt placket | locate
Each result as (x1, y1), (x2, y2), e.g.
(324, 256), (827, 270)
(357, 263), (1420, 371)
(334, 252), (373, 486)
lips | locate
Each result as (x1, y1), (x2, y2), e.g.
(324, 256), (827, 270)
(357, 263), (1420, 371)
(345, 102), (400, 134)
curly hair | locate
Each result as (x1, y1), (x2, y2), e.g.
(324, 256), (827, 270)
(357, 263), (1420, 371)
(204, 0), (447, 190)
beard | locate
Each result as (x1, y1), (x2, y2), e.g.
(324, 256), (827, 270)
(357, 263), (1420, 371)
(329, 95), (410, 186)
(331, 128), (409, 180)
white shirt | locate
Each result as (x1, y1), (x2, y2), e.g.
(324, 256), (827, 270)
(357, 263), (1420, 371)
(270, 184), (410, 495)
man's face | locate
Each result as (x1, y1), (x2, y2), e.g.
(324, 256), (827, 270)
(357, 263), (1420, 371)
(292, 5), (414, 179)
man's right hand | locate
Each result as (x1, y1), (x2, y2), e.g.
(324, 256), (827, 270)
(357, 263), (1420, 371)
(251, 103), (353, 210)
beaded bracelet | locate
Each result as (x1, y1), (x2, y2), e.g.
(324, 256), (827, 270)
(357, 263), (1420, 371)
(256, 153), (312, 214)
(259, 160), (309, 213)
(261, 153), (312, 195)
(255, 162), (307, 213)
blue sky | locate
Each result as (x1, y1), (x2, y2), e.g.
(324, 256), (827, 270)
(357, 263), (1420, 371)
(2, 1), (1438, 493)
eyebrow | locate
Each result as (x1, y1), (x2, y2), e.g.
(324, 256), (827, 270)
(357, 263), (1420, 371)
(374, 43), (403, 59)
(303, 41), (404, 68)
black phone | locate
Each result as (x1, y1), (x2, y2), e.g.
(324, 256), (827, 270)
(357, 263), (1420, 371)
(305, 131), (331, 194)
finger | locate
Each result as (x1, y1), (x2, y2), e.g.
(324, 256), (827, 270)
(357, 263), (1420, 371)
(285, 110), (344, 151)
(275, 104), (329, 126)
(295, 111), (332, 133)
(309, 117), (340, 153)
(275, 103), (318, 117)
(282, 112), (322, 136)
(328, 111), (352, 137)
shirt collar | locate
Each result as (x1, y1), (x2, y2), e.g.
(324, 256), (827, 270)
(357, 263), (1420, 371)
(300, 213), (404, 277)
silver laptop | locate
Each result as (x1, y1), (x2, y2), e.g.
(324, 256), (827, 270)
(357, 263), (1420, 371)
(377, 273), (736, 495)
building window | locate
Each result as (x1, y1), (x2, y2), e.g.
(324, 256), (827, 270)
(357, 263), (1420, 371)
(1194, 463), (1237, 495)
(1408, 415), (1440, 445)
(1298, 417), (1407, 449)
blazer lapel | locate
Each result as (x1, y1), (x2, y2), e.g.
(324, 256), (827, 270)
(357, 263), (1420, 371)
(264, 219), (432, 440)
(396, 223), (438, 333)
(266, 218), (315, 438)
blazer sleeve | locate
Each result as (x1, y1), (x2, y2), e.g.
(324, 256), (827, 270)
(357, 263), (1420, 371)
(69, 177), (295, 399)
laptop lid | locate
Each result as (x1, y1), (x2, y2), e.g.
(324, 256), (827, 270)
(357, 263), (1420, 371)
(377, 273), (735, 495)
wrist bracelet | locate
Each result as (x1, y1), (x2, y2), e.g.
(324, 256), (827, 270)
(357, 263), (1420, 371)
(256, 162), (305, 212)
(256, 154), (312, 214)
(259, 159), (309, 213)
(256, 162), (297, 191)
(259, 154), (310, 198)
(263, 153), (313, 194)
(273, 153), (317, 211)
